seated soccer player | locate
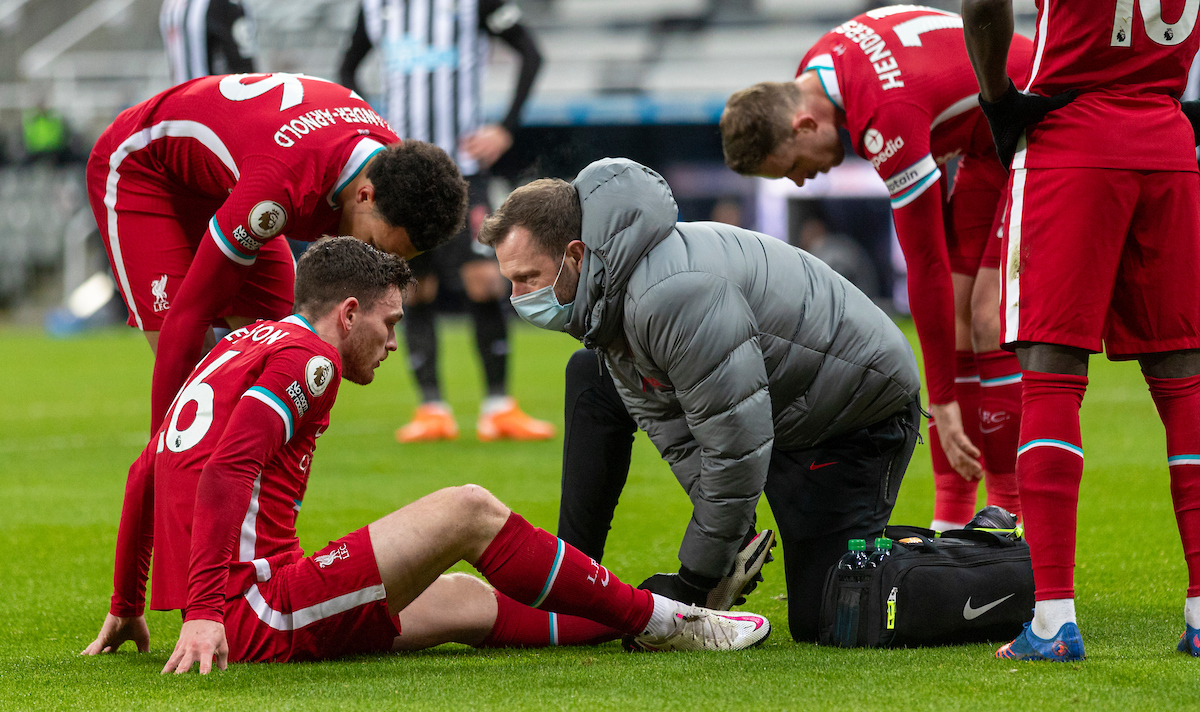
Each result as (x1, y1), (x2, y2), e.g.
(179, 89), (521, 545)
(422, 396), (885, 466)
(82, 237), (770, 673)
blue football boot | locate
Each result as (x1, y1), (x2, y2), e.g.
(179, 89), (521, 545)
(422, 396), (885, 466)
(995, 621), (1085, 661)
(1178, 625), (1200, 657)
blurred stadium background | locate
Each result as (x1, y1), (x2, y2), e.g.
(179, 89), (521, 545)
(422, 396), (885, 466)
(0, 0), (1041, 327)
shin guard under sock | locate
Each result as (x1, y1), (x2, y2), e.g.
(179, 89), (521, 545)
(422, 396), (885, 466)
(403, 301), (441, 402)
(1018, 371), (1086, 601)
(467, 299), (509, 398)
(480, 590), (621, 647)
(474, 512), (655, 634)
(1146, 373), (1200, 598)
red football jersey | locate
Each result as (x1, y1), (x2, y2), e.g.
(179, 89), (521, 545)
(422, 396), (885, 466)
(799, 6), (1033, 208)
(107, 73), (399, 266)
(110, 315), (341, 617)
(1017, 0), (1199, 170)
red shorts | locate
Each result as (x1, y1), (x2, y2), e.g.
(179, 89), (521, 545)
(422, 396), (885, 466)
(1001, 167), (1200, 356)
(86, 125), (295, 331)
(946, 152), (1008, 274)
(224, 527), (401, 663)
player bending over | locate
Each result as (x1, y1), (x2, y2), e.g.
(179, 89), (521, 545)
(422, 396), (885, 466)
(82, 237), (769, 673)
(85, 72), (469, 433)
(721, 5), (1039, 529)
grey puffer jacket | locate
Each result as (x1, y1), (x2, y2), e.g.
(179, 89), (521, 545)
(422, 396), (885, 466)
(564, 158), (921, 579)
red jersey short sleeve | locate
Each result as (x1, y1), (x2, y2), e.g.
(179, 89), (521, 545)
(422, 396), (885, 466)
(1017, 0), (1200, 171)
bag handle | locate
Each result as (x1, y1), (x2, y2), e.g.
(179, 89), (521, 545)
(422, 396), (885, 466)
(884, 525), (938, 553)
(938, 527), (1021, 547)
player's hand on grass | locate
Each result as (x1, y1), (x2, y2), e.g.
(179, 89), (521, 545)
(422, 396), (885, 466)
(163, 619), (228, 675)
(928, 401), (983, 481)
(461, 124), (513, 169)
(979, 79), (1077, 168)
(81, 613), (150, 655)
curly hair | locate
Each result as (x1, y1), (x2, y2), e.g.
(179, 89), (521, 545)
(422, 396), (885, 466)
(368, 141), (468, 252)
(721, 82), (801, 175)
(294, 236), (415, 318)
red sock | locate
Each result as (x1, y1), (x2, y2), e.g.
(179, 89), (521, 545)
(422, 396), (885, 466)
(932, 352), (984, 523)
(473, 513), (654, 634)
(978, 351), (1023, 517)
(984, 470), (1022, 520)
(480, 590), (621, 648)
(1147, 374), (1200, 597)
(1018, 371), (1087, 601)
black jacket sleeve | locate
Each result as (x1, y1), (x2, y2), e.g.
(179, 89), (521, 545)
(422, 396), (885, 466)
(338, 5), (373, 95)
(480, 1), (542, 135)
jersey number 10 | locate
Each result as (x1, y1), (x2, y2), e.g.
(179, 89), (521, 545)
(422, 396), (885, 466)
(1112, 0), (1199, 47)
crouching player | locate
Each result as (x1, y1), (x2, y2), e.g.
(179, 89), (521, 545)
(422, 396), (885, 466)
(82, 237), (770, 673)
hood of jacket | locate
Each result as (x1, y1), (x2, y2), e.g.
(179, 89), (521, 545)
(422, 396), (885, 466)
(565, 158), (678, 348)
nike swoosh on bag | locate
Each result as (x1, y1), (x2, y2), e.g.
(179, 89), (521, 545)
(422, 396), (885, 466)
(962, 593), (1016, 620)
(809, 461), (838, 470)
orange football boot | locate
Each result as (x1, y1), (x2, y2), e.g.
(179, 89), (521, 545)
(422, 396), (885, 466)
(476, 397), (556, 441)
(396, 403), (459, 443)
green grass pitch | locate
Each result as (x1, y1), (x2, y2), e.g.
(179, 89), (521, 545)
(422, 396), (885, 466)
(2, 319), (1198, 710)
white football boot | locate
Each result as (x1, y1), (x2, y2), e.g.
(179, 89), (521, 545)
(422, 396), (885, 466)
(707, 529), (776, 610)
(629, 603), (771, 652)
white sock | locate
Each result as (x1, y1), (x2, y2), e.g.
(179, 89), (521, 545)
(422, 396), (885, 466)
(1032, 598), (1076, 639)
(1186, 596), (1200, 629)
(480, 395), (512, 416)
(930, 519), (967, 532)
(641, 593), (681, 637)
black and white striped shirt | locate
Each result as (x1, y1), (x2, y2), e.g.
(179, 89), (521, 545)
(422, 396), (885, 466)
(340, 0), (540, 176)
(160, 0), (256, 85)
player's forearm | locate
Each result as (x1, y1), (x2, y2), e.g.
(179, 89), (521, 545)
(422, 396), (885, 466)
(151, 237), (251, 431)
(184, 459), (260, 622)
(893, 190), (957, 405)
(961, 0), (1015, 102)
(497, 25), (542, 134)
(110, 449), (155, 617)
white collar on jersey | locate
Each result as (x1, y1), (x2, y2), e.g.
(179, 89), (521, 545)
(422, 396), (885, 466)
(804, 54), (845, 111)
(327, 137), (387, 209)
(281, 314), (316, 333)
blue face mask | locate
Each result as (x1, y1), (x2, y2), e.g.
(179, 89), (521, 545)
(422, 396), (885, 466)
(510, 252), (575, 331)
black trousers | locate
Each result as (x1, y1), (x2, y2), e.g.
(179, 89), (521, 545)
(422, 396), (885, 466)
(557, 349), (919, 642)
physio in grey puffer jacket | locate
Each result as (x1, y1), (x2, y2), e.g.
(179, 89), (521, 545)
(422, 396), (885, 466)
(486, 157), (921, 583)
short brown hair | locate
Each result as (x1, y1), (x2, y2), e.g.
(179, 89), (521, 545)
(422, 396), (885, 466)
(478, 178), (581, 257)
(294, 236), (414, 317)
(721, 81), (801, 175)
